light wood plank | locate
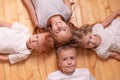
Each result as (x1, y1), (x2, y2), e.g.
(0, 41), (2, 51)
(0, 62), (5, 80)
(0, 0), (5, 20)
(10, 65), (19, 80)
(18, 62), (27, 80)
(30, 53), (41, 80)
(24, 59), (34, 80)
(4, 63), (11, 80)
(69, 0), (78, 27)
(38, 54), (47, 80)
(76, 49), (86, 68)
(44, 51), (58, 75)
(0, 0), (120, 80)
(109, 0), (120, 12)
(72, 0), (82, 27)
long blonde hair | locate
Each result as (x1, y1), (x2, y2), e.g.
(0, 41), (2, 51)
(70, 24), (92, 47)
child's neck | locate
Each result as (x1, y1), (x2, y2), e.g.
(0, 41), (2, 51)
(48, 15), (63, 25)
(26, 39), (31, 50)
(96, 35), (102, 47)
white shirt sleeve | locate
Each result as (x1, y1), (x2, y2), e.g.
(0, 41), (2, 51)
(8, 50), (31, 64)
(92, 23), (104, 35)
(11, 22), (29, 32)
(95, 50), (110, 59)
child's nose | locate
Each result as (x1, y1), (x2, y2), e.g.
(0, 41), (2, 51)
(90, 39), (95, 43)
(32, 38), (37, 42)
(58, 26), (62, 31)
(67, 60), (72, 64)
(90, 40), (96, 45)
(57, 23), (62, 27)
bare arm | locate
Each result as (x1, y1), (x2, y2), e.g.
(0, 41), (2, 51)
(101, 10), (120, 28)
(22, 0), (39, 27)
(0, 21), (12, 28)
(109, 51), (120, 60)
(63, 0), (72, 16)
(0, 54), (9, 62)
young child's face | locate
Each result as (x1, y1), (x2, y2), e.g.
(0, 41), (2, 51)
(26, 33), (48, 51)
(80, 32), (101, 49)
(51, 20), (72, 44)
(58, 48), (77, 74)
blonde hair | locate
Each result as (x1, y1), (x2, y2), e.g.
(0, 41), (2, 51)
(56, 44), (77, 58)
(70, 24), (92, 48)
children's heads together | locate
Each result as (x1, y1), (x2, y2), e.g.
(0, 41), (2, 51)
(33, 9), (120, 61)
(22, 0), (120, 61)
(33, 16), (77, 48)
(22, 0), (76, 48)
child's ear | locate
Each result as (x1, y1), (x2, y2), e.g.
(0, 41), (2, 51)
(57, 60), (61, 69)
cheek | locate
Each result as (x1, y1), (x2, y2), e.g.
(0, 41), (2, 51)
(73, 60), (77, 65)
(60, 63), (67, 71)
(51, 25), (57, 31)
(88, 44), (94, 49)
(31, 43), (37, 46)
(51, 29), (57, 35)
(31, 43), (38, 49)
(59, 61), (66, 67)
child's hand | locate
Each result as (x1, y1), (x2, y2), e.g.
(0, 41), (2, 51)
(101, 9), (120, 28)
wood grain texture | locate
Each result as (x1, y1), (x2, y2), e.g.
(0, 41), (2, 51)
(0, 0), (120, 80)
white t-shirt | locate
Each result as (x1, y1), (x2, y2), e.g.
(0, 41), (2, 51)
(92, 18), (120, 58)
(0, 22), (31, 64)
(32, 0), (71, 28)
(46, 68), (95, 80)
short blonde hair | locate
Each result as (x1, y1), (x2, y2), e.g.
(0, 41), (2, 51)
(56, 44), (77, 58)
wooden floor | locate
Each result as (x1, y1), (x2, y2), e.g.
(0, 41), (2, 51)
(0, 0), (120, 80)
